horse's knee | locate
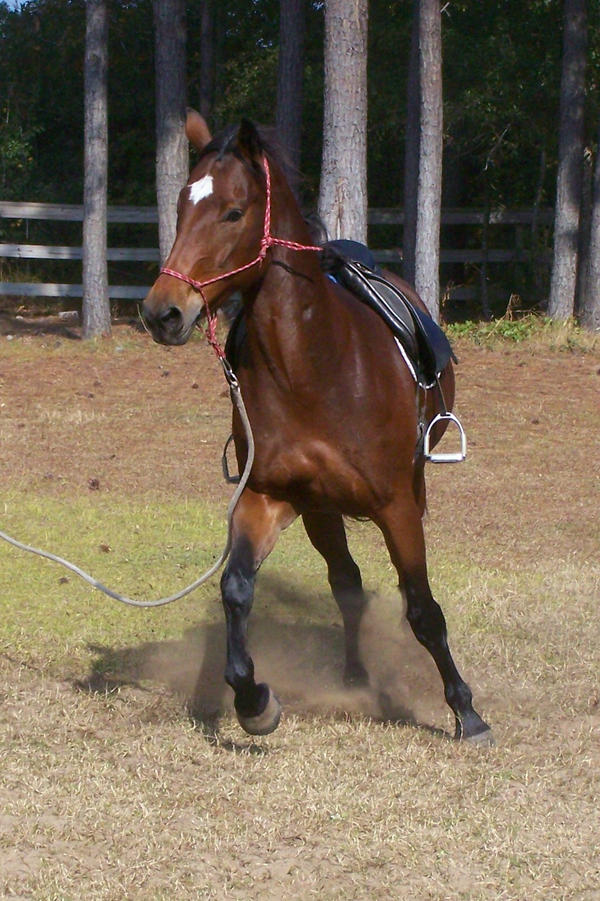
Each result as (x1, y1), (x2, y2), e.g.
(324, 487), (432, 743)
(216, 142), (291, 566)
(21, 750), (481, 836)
(221, 565), (253, 610)
(221, 535), (255, 611)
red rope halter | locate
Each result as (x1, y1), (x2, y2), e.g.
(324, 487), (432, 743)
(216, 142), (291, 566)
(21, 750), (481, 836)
(159, 156), (322, 359)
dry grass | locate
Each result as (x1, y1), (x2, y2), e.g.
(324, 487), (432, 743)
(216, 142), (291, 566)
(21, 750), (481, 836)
(0, 324), (599, 899)
(1, 651), (598, 900)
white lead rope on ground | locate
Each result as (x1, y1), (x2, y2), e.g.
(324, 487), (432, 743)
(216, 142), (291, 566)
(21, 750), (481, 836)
(0, 376), (254, 608)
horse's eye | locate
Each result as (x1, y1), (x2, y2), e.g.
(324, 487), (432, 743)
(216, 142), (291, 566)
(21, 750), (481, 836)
(222, 208), (244, 223)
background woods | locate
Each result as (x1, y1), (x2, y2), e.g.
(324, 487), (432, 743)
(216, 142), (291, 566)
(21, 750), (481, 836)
(0, 0), (599, 327)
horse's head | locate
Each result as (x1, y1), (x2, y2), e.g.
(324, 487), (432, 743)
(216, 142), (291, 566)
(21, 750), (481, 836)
(142, 111), (270, 345)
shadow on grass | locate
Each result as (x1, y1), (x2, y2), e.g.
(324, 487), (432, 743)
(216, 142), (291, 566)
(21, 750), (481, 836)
(0, 312), (81, 339)
(75, 572), (450, 746)
(0, 312), (145, 339)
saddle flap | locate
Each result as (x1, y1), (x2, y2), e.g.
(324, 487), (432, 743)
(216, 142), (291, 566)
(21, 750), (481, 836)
(321, 243), (456, 386)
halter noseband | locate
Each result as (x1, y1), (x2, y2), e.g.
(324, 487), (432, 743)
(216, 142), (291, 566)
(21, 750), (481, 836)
(159, 156), (321, 358)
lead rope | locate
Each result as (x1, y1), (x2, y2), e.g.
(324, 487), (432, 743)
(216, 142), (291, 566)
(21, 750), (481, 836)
(0, 361), (254, 608)
(1, 154), (320, 607)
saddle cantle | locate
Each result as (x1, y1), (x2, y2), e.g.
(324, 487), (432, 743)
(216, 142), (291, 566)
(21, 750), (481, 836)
(321, 240), (457, 389)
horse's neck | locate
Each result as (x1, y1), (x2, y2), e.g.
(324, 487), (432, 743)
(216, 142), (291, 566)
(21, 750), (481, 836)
(250, 253), (348, 389)
(243, 186), (344, 390)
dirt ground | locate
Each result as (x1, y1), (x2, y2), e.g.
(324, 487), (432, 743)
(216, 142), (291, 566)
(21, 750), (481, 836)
(0, 314), (599, 899)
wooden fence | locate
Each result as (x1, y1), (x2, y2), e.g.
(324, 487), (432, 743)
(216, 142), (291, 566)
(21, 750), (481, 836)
(0, 201), (553, 303)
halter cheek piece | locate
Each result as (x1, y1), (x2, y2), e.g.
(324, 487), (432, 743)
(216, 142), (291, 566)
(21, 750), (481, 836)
(159, 156), (321, 359)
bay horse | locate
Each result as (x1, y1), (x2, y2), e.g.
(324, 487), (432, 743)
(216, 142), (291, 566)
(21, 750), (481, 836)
(142, 112), (493, 745)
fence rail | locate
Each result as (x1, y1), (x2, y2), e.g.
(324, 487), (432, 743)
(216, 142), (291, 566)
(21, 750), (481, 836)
(1, 202), (552, 304)
(0, 201), (158, 223)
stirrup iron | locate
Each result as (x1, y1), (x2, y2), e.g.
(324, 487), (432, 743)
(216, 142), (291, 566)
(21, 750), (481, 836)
(423, 412), (467, 464)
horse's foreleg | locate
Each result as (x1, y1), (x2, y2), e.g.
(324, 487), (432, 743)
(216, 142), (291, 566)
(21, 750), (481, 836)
(302, 512), (369, 686)
(221, 488), (296, 735)
(375, 497), (493, 744)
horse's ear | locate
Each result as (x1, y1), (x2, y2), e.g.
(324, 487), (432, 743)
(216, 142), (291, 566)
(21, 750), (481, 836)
(236, 119), (263, 163)
(185, 109), (212, 152)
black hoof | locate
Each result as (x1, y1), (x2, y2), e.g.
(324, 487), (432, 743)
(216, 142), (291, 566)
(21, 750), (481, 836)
(455, 714), (495, 746)
(463, 727), (495, 747)
(235, 685), (281, 736)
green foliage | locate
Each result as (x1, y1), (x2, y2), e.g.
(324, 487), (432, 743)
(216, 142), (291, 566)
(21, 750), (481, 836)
(0, 0), (594, 212)
(1, 0), (600, 316)
(443, 1), (559, 208)
(0, 118), (39, 198)
(213, 46), (279, 128)
(0, 0), (86, 202)
(366, 3), (412, 207)
(448, 315), (543, 343)
(447, 312), (598, 351)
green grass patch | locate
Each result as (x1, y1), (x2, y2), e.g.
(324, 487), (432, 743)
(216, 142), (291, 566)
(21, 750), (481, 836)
(0, 492), (230, 672)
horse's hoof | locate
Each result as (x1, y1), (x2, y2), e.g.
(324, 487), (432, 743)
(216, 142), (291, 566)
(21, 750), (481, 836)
(236, 686), (281, 736)
(462, 727), (496, 747)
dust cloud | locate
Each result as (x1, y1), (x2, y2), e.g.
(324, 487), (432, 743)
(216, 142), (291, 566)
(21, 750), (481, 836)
(85, 577), (448, 733)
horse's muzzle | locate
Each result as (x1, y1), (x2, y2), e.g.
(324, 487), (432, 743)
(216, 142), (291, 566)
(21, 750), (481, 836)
(141, 298), (200, 346)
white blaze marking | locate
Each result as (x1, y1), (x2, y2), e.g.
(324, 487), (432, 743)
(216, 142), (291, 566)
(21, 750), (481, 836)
(189, 175), (214, 204)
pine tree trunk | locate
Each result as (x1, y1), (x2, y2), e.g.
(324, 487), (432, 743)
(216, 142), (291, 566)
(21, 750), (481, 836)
(575, 146), (593, 314)
(413, 0), (443, 322)
(547, 0), (587, 321)
(319, 0), (368, 244)
(82, 0), (110, 339)
(579, 124), (600, 330)
(276, 0), (306, 173)
(153, 0), (188, 265)
(403, 1), (419, 288)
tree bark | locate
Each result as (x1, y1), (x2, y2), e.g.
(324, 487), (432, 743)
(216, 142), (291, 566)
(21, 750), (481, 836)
(547, 0), (587, 321)
(579, 124), (600, 330)
(413, 0), (443, 322)
(153, 0), (188, 265)
(319, 0), (368, 244)
(82, 0), (110, 338)
(575, 145), (593, 315)
(403, 1), (419, 288)
(276, 0), (306, 173)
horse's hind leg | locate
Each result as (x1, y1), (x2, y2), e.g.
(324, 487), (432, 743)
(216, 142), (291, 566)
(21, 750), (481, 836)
(375, 497), (493, 744)
(302, 512), (369, 686)
(221, 488), (297, 735)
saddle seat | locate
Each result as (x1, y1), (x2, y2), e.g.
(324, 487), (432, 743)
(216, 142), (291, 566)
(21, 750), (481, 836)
(321, 239), (456, 389)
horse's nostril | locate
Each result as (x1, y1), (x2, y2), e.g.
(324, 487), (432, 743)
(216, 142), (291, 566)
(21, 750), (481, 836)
(159, 306), (183, 327)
